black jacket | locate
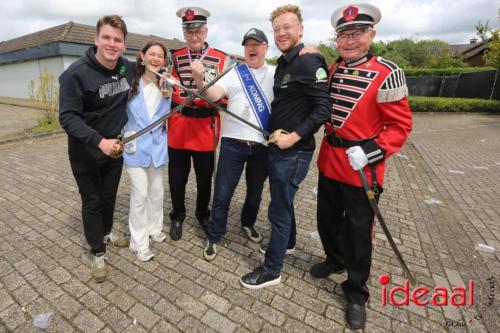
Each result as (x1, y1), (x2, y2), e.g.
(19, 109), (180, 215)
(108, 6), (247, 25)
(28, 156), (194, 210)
(271, 43), (332, 151)
(59, 46), (134, 166)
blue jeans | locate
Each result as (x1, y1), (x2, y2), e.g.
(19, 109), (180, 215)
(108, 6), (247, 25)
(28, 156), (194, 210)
(208, 138), (268, 243)
(263, 145), (312, 276)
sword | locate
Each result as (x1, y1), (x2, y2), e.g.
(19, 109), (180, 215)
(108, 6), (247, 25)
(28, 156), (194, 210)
(150, 69), (271, 138)
(358, 169), (417, 285)
(121, 64), (236, 145)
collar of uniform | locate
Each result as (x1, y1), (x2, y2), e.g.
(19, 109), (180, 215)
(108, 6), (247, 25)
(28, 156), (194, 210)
(344, 53), (373, 67)
(278, 43), (304, 65)
(188, 42), (209, 55)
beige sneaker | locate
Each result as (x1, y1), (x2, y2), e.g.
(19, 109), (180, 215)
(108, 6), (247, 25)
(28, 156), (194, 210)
(91, 254), (107, 283)
(104, 232), (128, 247)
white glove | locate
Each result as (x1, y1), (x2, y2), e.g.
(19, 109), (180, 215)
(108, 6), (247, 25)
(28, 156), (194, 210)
(346, 146), (368, 171)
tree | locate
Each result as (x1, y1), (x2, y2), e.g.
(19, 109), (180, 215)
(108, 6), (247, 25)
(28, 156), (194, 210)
(266, 56), (278, 65)
(475, 20), (491, 42)
(484, 29), (500, 69)
(28, 68), (59, 125)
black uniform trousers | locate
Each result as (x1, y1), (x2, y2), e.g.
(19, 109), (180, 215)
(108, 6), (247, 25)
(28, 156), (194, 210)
(168, 147), (214, 219)
(317, 172), (380, 305)
(70, 157), (123, 255)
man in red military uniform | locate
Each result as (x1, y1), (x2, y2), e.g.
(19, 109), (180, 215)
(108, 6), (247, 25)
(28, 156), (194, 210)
(168, 6), (231, 240)
(312, 3), (412, 329)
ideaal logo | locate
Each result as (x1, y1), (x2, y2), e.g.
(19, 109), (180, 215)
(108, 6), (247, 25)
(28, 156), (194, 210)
(378, 274), (496, 327)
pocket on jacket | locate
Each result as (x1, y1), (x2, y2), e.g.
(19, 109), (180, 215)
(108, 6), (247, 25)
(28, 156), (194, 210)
(124, 131), (137, 154)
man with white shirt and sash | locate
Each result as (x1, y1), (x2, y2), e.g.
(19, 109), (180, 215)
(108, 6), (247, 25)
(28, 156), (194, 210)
(191, 28), (274, 261)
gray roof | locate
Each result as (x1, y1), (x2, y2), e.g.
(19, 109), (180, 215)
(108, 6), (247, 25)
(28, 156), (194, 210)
(0, 21), (185, 54)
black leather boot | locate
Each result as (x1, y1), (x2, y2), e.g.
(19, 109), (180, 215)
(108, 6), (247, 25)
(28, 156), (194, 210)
(169, 211), (185, 241)
(346, 302), (366, 329)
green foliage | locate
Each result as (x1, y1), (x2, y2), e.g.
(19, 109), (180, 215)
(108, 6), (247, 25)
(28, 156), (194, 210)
(266, 56), (278, 65)
(28, 68), (59, 125)
(404, 67), (495, 76)
(370, 38), (466, 69)
(484, 30), (500, 69)
(475, 20), (491, 42)
(408, 96), (500, 113)
(318, 41), (338, 67)
(29, 116), (60, 135)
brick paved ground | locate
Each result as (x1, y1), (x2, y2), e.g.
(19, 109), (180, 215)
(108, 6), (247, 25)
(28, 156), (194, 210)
(0, 111), (499, 332)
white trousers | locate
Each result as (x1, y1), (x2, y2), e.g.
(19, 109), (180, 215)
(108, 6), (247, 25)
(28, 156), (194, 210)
(126, 165), (165, 252)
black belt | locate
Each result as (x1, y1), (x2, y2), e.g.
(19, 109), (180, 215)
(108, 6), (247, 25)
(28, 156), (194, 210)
(178, 106), (215, 118)
(232, 138), (261, 146)
(324, 130), (372, 148)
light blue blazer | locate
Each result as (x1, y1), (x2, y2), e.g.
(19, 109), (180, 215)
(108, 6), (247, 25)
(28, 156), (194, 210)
(123, 80), (171, 168)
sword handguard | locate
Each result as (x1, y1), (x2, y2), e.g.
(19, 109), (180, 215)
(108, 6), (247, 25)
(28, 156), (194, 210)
(109, 136), (124, 159)
(268, 129), (289, 144)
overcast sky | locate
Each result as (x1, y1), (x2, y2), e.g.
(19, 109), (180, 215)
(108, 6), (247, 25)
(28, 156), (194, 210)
(1, 0), (498, 57)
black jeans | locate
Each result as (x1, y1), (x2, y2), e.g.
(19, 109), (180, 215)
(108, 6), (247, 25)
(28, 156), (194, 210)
(168, 147), (214, 217)
(70, 157), (123, 254)
(317, 172), (380, 305)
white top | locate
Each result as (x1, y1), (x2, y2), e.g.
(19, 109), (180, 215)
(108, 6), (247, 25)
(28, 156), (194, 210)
(142, 80), (162, 119)
(217, 64), (276, 145)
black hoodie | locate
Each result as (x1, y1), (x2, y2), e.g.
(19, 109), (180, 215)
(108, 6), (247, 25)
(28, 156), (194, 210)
(59, 46), (134, 165)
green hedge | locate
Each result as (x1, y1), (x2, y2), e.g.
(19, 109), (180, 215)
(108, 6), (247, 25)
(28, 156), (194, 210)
(404, 67), (496, 76)
(408, 96), (500, 113)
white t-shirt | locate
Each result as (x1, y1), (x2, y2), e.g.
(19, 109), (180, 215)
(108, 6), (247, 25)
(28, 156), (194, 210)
(143, 80), (161, 118)
(217, 64), (276, 145)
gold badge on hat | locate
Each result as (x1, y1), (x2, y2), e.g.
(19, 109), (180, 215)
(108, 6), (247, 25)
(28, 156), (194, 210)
(353, 70), (359, 76)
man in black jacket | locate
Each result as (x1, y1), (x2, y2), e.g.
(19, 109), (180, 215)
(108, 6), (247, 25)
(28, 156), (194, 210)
(240, 5), (332, 289)
(59, 15), (134, 283)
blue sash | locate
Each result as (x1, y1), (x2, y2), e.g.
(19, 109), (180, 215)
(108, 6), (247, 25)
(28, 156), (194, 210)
(235, 64), (271, 132)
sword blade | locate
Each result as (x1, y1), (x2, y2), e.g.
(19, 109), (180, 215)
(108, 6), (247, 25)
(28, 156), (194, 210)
(150, 69), (270, 138)
(359, 169), (417, 285)
(122, 64), (236, 144)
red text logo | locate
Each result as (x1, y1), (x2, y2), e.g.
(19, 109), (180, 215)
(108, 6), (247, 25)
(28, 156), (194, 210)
(378, 274), (474, 306)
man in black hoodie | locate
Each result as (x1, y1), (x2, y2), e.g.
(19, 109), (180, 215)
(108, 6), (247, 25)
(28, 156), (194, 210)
(59, 15), (134, 283)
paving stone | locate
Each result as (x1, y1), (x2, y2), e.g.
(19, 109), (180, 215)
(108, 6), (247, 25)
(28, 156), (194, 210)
(80, 290), (110, 314)
(100, 304), (131, 332)
(0, 304), (27, 331)
(202, 309), (237, 333)
(47, 267), (72, 284)
(270, 295), (306, 321)
(128, 302), (160, 330)
(250, 300), (286, 326)
(53, 293), (82, 320)
(153, 298), (185, 325)
(73, 310), (105, 333)
(106, 288), (136, 312)
(227, 306), (264, 333)
(201, 290), (232, 314)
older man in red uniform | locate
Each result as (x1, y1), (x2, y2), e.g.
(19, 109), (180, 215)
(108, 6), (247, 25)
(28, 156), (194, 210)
(313, 3), (412, 329)
(168, 7), (231, 240)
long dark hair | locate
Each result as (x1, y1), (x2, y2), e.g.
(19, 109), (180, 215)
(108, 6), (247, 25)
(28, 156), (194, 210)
(129, 40), (168, 100)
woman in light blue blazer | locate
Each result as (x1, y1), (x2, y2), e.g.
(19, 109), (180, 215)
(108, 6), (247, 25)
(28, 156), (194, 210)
(124, 41), (171, 261)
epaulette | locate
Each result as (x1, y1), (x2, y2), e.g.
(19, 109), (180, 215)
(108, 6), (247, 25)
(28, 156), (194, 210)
(376, 56), (408, 103)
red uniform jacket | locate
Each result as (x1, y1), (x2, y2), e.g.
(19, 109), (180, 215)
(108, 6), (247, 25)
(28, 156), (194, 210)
(168, 45), (230, 151)
(317, 54), (413, 187)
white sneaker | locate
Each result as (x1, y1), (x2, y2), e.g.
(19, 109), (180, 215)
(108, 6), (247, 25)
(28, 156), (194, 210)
(151, 232), (167, 243)
(129, 247), (154, 262)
